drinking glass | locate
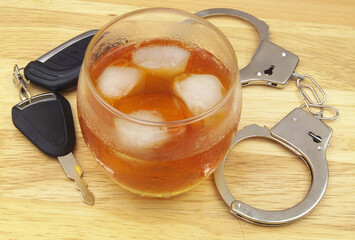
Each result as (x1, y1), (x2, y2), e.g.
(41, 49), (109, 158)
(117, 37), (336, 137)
(77, 8), (241, 197)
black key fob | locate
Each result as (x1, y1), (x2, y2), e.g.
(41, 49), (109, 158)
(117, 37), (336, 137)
(11, 92), (76, 157)
(24, 30), (97, 91)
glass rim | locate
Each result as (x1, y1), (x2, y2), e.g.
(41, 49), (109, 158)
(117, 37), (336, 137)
(83, 7), (239, 127)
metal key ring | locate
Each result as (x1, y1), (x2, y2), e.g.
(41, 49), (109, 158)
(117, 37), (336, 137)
(214, 108), (332, 225)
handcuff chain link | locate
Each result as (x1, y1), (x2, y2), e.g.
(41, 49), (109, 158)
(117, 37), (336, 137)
(292, 72), (339, 121)
(12, 64), (31, 103)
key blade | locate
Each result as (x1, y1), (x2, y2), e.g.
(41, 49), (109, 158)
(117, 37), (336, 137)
(58, 153), (95, 205)
(58, 152), (81, 178)
(73, 177), (95, 205)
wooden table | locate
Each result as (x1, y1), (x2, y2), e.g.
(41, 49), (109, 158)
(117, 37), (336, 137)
(1, 0), (354, 239)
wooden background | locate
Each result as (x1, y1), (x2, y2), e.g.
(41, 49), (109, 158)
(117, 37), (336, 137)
(1, 0), (354, 239)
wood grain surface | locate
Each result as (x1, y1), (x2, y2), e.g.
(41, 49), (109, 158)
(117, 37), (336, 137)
(1, 0), (354, 239)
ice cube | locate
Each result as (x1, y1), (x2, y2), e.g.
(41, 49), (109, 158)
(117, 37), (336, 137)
(132, 46), (190, 78)
(173, 74), (226, 116)
(114, 110), (170, 149)
(97, 66), (145, 101)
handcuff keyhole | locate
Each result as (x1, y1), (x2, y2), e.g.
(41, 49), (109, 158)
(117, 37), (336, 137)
(308, 132), (322, 143)
(264, 65), (275, 75)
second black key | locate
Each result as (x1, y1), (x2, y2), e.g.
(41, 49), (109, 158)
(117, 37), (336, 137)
(12, 92), (95, 205)
(24, 30), (98, 91)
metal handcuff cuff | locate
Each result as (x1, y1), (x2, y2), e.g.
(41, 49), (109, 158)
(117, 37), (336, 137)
(195, 8), (339, 226)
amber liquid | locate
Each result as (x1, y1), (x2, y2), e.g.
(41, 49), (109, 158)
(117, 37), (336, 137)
(78, 39), (237, 197)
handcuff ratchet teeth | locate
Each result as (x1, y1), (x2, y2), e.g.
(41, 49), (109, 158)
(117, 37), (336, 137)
(195, 8), (337, 226)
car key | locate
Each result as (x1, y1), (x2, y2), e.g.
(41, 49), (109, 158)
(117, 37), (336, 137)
(11, 92), (95, 205)
(24, 30), (98, 91)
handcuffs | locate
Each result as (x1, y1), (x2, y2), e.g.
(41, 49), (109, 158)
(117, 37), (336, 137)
(195, 8), (339, 226)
